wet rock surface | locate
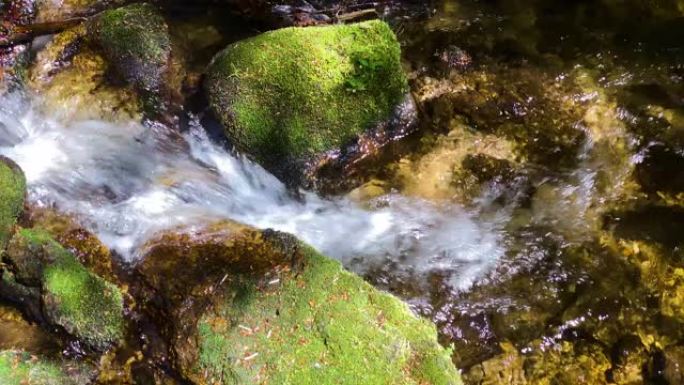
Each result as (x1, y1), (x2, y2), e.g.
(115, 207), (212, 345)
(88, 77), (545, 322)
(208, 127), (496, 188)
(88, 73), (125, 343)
(88, 3), (179, 119)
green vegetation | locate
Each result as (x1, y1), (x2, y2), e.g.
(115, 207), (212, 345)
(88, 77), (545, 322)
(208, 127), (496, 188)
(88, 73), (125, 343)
(194, 245), (460, 385)
(0, 158), (25, 250)
(206, 20), (407, 170)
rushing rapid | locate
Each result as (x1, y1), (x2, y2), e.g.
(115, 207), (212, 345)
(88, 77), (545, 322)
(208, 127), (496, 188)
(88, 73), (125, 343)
(0, 92), (507, 290)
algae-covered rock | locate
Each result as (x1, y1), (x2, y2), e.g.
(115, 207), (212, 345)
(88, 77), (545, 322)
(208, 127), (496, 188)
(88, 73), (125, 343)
(0, 349), (91, 385)
(28, 26), (142, 123)
(0, 156), (26, 250)
(182, 245), (460, 385)
(138, 220), (301, 303)
(1, 228), (124, 351)
(29, 207), (115, 282)
(464, 340), (611, 385)
(206, 20), (408, 183)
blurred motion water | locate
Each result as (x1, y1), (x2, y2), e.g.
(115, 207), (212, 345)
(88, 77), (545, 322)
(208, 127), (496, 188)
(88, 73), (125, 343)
(0, 92), (507, 290)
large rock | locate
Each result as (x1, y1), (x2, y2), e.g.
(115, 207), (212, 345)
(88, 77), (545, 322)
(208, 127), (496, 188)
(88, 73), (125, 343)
(205, 20), (409, 185)
(137, 221), (460, 384)
(0, 228), (124, 351)
(188, 246), (460, 384)
(0, 156), (26, 249)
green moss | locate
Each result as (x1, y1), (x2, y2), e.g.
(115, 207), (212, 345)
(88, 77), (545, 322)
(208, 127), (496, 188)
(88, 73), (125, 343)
(195, 245), (460, 385)
(0, 158), (25, 250)
(91, 3), (170, 92)
(0, 350), (81, 385)
(9, 229), (124, 350)
(43, 250), (124, 350)
(206, 20), (407, 169)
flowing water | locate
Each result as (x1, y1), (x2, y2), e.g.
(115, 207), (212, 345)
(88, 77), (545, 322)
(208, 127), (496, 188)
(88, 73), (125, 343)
(0, 91), (507, 290)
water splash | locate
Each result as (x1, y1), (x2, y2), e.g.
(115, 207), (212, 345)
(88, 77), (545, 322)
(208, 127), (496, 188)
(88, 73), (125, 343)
(0, 93), (507, 290)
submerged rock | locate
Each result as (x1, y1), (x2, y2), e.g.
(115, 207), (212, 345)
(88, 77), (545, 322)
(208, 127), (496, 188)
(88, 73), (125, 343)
(464, 340), (611, 385)
(28, 26), (142, 122)
(0, 156), (26, 250)
(1, 228), (124, 351)
(0, 349), (91, 385)
(205, 20), (410, 187)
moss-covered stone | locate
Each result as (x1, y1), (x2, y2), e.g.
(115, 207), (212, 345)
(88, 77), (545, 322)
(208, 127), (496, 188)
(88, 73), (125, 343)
(90, 3), (170, 93)
(185, 245), (460, 385)
(0, 157), (26, 250)
(3, 228), (124, 351)
(205, 20), (407, 179)
(0, 350), (90, 385)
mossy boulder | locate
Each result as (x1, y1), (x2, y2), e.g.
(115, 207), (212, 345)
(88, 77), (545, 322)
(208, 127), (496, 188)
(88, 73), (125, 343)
(0, 350), (91, 385)
(135, 221), (459, 383)
(205, 20), (408, 184)
(0, 156), (26, 250)
(0, 228), (124, 351)
(176, 246), (460, 384)
(89, 3), (170, 92)
(88, 3), (177, 117)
